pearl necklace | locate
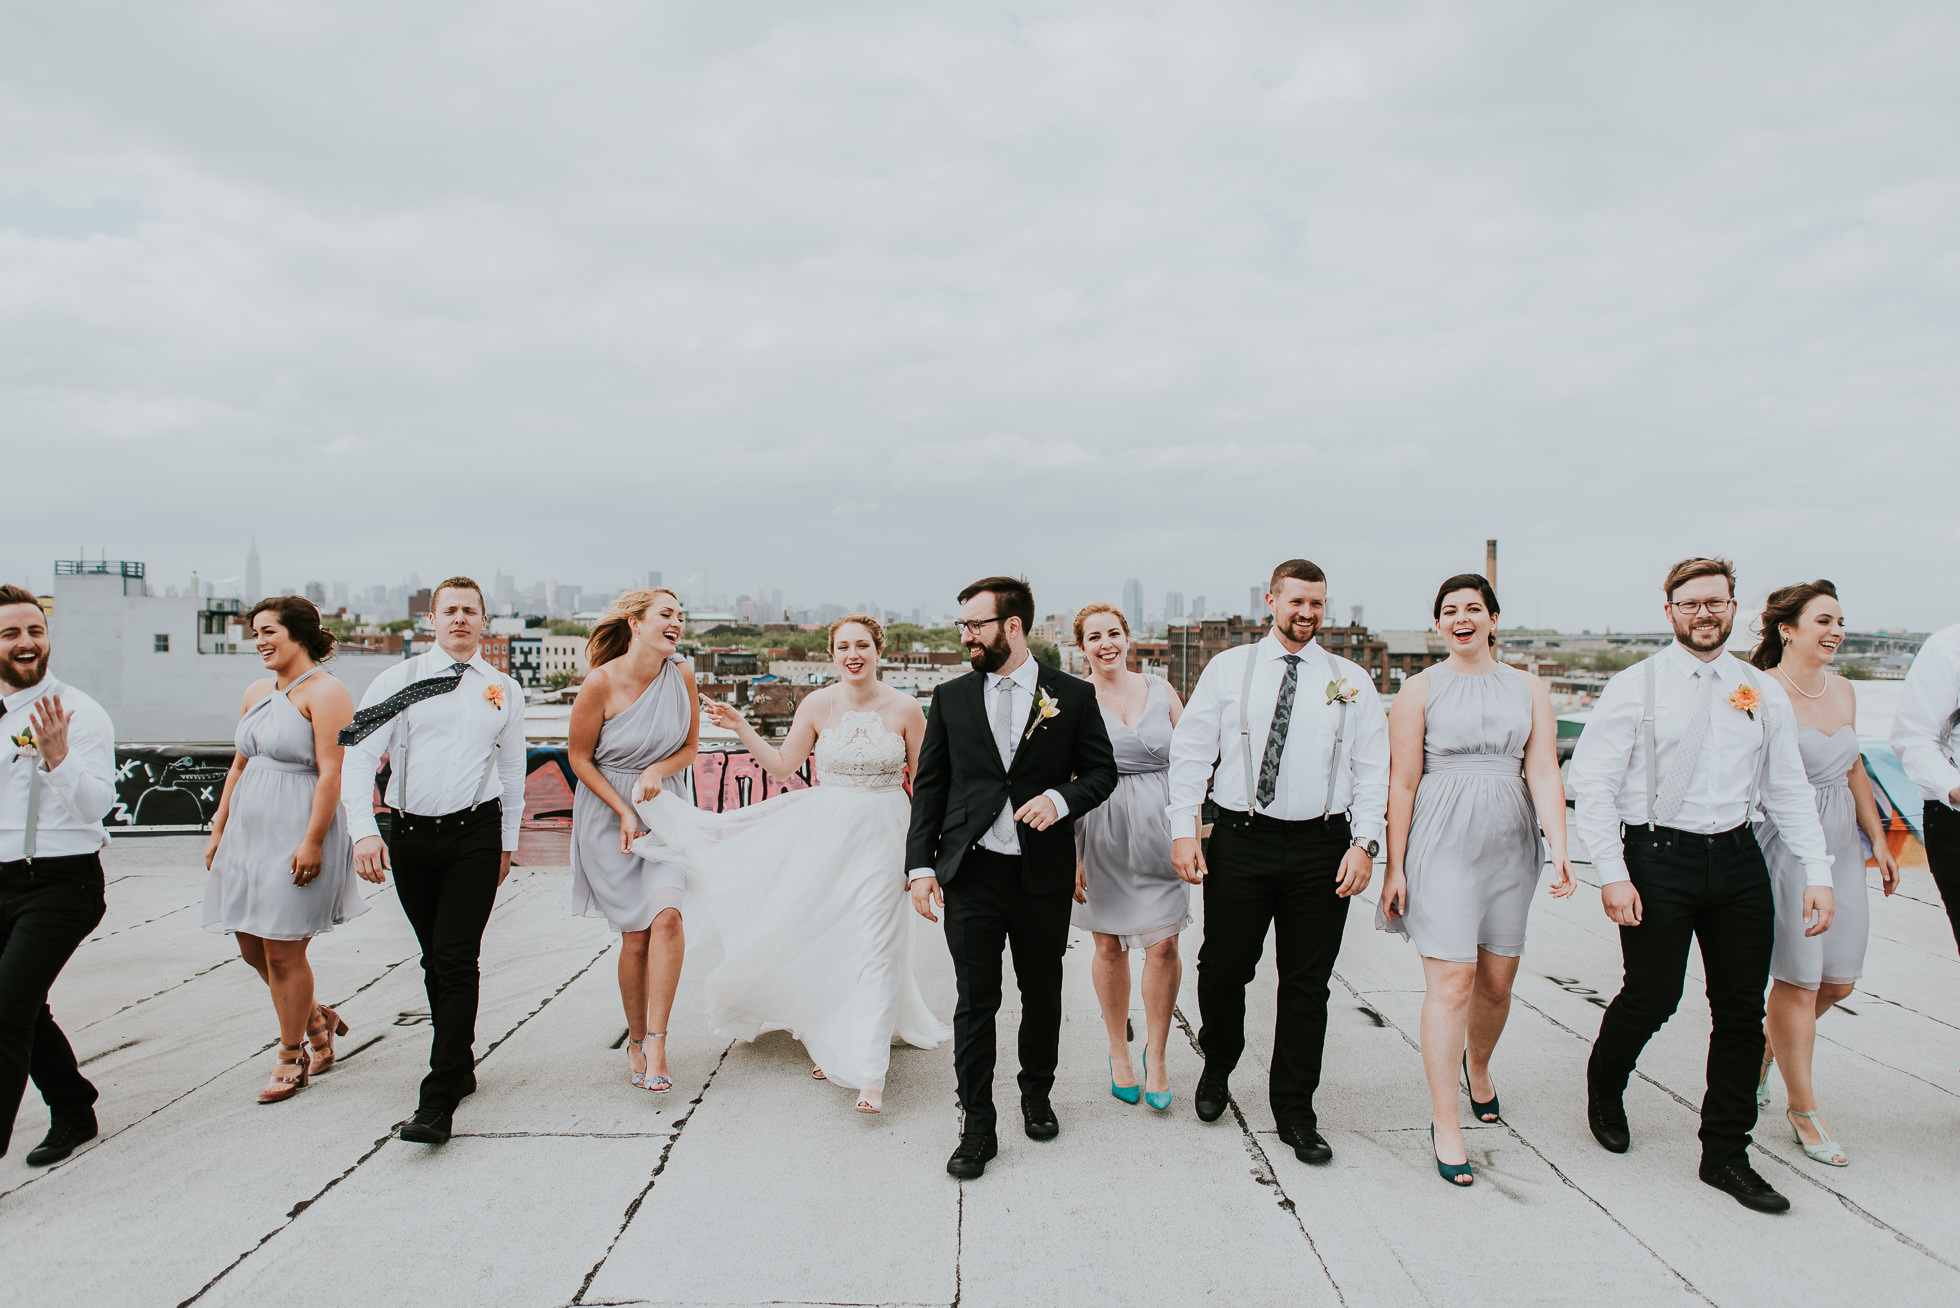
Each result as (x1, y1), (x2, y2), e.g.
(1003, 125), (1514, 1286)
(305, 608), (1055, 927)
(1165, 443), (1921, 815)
(1776, 666), (1830, 700)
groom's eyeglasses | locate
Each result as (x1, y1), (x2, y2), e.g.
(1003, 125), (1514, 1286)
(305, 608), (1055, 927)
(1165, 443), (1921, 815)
(953, 617), (1006, 636)
(1670, 600), (1735, 616)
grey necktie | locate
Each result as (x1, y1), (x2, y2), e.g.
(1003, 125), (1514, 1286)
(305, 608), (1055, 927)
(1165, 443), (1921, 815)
(1256, 654), (1302, 810)
(1654, 669), (1715, 825)
(987, 674), (1018, 844)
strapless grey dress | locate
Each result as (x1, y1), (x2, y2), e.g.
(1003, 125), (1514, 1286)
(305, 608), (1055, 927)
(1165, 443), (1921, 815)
(572, 656), (693, 932)
(203, 667), (366, 941)
(1071, 676), (1190, 948)
(1378, 663), (1541, 962)
(1756, 725), (1868, 987)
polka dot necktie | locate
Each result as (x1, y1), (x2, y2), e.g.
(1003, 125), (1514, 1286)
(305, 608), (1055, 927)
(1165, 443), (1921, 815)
(338, 662), (472, 745)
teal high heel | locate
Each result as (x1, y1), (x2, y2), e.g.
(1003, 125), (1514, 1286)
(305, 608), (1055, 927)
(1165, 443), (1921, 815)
(1109, 1056), (1141, 1105)
(1463, 1052), (1500, 1123)
(1432, 1125), (1475, 1186)
(1141, 1051), (1173, 1111)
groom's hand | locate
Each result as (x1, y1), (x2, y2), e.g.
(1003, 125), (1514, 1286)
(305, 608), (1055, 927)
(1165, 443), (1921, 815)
(910, 876), (944, 923)
(1334, 847), (1373, 898)
(1172, 837), (1206, 884)
(1014, 795), (1059, 831)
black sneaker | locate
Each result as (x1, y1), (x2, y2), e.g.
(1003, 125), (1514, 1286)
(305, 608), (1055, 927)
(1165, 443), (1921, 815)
(1020, 1095), (1059, 1141)
(1587, 1088), (1630, 1154)
(946, 1131), (999, 1179)
(1699, 1158), (1790, 1213)
(1276, 1118), (1333, 1165)
(24, 1110), (98, 1167)
(1194, 1067), (1231, 1123)
(398, 1106), (453, 1145)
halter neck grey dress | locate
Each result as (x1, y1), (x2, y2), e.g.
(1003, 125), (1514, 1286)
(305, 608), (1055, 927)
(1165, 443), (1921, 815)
(572, 655), (693, 932)
(1756, 725), (1868, 988)
(203, 668), (367, 941)
(1071, 676), (1190, 948)
(1377, 663), (1540, 962)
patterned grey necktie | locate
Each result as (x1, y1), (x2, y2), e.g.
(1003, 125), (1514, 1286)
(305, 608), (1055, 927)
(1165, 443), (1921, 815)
(987, 674), (1019, 844)
(339, 662), (472, 745)
(1654, 669), (1715, 825)
(1256, 654), (1302, 809)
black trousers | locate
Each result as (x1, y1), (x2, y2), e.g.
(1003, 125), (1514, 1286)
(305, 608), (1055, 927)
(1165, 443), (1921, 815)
(391, 803), (502, 1114)
(1588, 824), (1772, 1165)
(0, 853), (106, 1155)
(942, 847), (1069, 1133)
(1923, 802), (1960, 954)
(1196, 811), (1351, 1128)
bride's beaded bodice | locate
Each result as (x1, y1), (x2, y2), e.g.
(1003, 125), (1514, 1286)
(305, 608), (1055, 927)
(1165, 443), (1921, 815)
(814, 711), (907, 791)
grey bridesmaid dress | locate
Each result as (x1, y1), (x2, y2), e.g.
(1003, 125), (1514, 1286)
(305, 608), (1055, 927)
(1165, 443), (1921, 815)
(572, 655), (693, 932)
(1756, 726), (1868, 987)
(1071, 675), (1191, 948)
(1378, 663), (1540, 962)
(203, 667), (367, 940)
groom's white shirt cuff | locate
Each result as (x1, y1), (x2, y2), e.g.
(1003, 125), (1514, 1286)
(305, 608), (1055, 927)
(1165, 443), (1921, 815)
(907, 788), (1068, 885)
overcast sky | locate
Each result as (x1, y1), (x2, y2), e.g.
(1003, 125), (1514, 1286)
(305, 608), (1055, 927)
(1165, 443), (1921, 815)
(4, 2), (1956, 633)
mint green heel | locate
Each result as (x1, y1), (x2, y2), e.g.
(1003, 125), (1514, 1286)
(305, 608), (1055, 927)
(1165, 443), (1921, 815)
(1110, 1056), (1140, 1105)
(1788, 1109), (1848, 1166)
(1142, 1052), (1173, 1111)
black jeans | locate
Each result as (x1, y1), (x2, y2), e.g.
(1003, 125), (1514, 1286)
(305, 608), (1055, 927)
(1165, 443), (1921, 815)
(1923, 802), (1960, 954)
(1587, 824), (1772, 1165)
(0, 854), (106, 1155)
(942, 847), (1069, 1133)
(391, 803), (502, 1114)
(1196, 811), (1351, 1128)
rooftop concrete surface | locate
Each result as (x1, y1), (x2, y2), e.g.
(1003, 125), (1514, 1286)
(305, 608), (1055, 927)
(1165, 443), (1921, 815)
(5, 835), (1958, 1307)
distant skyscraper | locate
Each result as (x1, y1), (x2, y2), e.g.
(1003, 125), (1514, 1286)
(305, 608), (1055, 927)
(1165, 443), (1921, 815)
(494, 569), (516, 605)
(1122, 578), (1144, 633)
(1192, 595), (1206, 621)
(245, 539), (261, 605)
(768, 588), (783, 620)
(304, 581), (326, 605)
(1165, 591), (1185, 622)
(646, 570), (662, 589)
(331, 581), (348, 608)
(1248, 586), (1263, 618)
(1350, 605), (1364, 627)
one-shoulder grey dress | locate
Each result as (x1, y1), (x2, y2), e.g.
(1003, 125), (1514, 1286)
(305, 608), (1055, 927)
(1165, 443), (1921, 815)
(203, 667), (367, 940)
(572, 656), (693, 932)
(1378, 663), (1541, 962)
(1071, 676), (1191, 948)
(1756, 725), (1868, 988)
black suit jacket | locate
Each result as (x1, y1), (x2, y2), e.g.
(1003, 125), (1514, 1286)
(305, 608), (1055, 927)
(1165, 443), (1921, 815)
(905, 661), (1119, 894)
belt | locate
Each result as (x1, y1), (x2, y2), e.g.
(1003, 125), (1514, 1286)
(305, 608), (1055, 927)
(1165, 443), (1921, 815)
(1423, 755), (1521, 777)
(247, 757), (318, 776)
(392, 799), (501, 830)
(1219, 808), (1350, 830)
(1625, 821), (1755, 848)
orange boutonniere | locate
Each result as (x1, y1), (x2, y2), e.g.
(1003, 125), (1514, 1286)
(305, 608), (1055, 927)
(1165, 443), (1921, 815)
(483, 684), (506, 709)
(1728, 684), (1761, 720)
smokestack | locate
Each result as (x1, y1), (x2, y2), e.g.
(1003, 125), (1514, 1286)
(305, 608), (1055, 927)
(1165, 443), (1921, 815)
(1485, 539), (1498, 593)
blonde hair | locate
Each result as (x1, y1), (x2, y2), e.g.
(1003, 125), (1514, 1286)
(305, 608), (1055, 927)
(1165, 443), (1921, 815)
(827, 613), (885, 656)
(1072, 602), (1129, 647)
(587, 588), (682, 669)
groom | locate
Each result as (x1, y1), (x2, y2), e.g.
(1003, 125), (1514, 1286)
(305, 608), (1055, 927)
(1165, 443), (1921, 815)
(908, 576), (1117, 1179)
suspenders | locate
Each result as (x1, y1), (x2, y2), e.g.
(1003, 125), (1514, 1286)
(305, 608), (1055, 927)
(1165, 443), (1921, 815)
(1237, 646), (1348, 818)
(1642, 656), (1764, 831)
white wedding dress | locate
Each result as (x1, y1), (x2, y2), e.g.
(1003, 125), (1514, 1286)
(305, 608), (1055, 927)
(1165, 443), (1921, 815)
(632, 710), (950, 1091)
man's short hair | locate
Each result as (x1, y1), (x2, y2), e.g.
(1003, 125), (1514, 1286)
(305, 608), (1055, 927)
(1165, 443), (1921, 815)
(0, 584), (41, 611)
(1662, 557), (1736, 601)
(957, 575), (1035, 633)
(432, 576), (487, 612)
(1269, 559), (1327, 594)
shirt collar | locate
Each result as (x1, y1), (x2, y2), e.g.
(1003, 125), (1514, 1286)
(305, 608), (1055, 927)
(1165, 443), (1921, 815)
(2, 674), (60, 716)
(1663, 640), (1740, 681)
(993, 656), (1040, 693)
(1260, 632), (1323, 669)
(422, 648), (493, 679)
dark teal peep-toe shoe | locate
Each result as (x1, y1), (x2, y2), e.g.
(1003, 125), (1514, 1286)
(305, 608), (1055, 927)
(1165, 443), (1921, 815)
(1432, 1125), (1475, 1186)
(1463, 1052), (1499, 1123)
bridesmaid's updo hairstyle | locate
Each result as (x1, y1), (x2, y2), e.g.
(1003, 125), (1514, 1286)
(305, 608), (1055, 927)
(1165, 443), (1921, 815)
(828, 613), (885, 656)
(1432, 573), (1500, 649)
(247, 596), (336, 662)
(1072, 602), (1129, 646)
(1749, 580), (1838, 671)
(587, 587), (683, 670)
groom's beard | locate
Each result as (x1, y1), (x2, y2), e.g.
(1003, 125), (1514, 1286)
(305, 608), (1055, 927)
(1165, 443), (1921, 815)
(966, 630), (1011, 674)
(0, 644), (48, 691)
(1671, 611), (1733, 654)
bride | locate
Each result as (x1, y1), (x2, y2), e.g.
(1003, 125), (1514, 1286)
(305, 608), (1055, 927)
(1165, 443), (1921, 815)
(632, 614), (950, 1114)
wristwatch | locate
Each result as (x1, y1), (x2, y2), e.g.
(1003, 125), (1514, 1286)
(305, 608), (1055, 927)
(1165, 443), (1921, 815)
(1350, 837), (1380, 859)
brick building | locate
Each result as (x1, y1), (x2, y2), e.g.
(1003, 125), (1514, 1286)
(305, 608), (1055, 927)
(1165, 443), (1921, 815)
(1164, 617), (1395, 696)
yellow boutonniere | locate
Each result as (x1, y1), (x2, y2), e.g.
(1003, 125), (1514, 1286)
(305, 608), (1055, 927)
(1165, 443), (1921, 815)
(1024, 688), (1061, 741)
(1728, 684), (1761, 721)
(1325, 678), (1359, 706)
(9, 724), (35, 759)
(483, 684), (506, 709)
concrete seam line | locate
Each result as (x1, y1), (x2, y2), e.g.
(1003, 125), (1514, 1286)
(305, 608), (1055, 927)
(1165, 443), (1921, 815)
(951, 1177), (964, 1308)
(571, 1039), (737, 1305)
(1335, 974), (1718, 1307)
(1169, 1000), (1349, 1308)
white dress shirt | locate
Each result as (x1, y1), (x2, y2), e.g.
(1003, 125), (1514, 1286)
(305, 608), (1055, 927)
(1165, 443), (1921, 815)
(1569, 642), (1832, 886)
(1, 675), (117, 862)
(1165, 633), (1390, 845)
(339, 649), (527, 852)
(905, 655), (1070, 884)
(1891, 622), (1960, 811)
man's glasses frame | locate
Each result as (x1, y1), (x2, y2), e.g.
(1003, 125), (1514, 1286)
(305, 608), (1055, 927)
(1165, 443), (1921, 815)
(953, 616), (1009, 636)
(1669, 599), (1735, 616)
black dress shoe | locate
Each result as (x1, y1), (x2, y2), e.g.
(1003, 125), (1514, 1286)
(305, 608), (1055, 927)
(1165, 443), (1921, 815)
(1276, 1119), (1333, 1165)
(398, 1107), (453, 1145)
(1021, 1095), (1059, 1141)
(23, 1110), (98, 1167)
(1588, 1089), (1630, 1154)
(1194, 1067), (1231, 1123)
(946, 1131), (999, 1179)
(1700, 1159), (1791, 1213)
